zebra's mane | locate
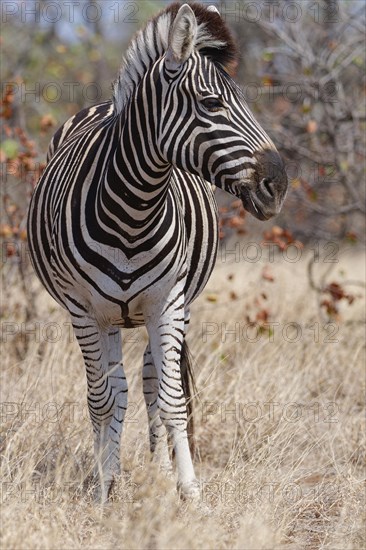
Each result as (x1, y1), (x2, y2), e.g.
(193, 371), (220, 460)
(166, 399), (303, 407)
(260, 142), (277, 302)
(112, 2), (238, 114)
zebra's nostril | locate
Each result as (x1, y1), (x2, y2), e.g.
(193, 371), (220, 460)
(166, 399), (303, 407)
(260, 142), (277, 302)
(260, 178), (275, 198)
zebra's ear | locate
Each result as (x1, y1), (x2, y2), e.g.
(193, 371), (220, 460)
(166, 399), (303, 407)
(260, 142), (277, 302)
(207, 5), (220, 15)
(165, 4), (197, 71)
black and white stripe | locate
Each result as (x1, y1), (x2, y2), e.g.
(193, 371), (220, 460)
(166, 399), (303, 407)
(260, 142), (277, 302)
(28, 2), (287, 501)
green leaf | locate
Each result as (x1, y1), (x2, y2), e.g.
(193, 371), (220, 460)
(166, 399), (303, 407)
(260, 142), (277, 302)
(353, 56), (364, 67)
(1, 139), (19, 160)
(262, 51), (273, 62)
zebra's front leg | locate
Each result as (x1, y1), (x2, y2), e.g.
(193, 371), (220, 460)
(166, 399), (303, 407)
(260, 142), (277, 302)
(142, 344), (172, 474)
(144, 292), (199, 500)
(73, 319), (127, 503)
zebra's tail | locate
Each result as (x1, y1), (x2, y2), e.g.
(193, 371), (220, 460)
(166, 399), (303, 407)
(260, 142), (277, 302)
(181, 339), (196, 457)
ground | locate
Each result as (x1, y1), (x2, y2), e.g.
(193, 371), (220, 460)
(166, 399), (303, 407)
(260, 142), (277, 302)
(1, 244), (365, 550)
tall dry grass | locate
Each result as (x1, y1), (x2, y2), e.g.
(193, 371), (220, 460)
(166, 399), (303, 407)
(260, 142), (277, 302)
(1, 246), (365, 550)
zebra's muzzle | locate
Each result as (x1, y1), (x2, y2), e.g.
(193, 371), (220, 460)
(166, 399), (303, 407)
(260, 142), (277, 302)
(240, 187), (270, 220)
(240, 148), (288, 220)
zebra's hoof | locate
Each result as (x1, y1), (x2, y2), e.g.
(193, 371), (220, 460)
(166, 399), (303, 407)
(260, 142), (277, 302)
(177, 479), (200, 501)
(93, 478), (115, 506)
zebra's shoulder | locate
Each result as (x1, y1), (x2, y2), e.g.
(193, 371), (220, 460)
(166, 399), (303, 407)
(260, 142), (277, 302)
(47, 101), (115, 162)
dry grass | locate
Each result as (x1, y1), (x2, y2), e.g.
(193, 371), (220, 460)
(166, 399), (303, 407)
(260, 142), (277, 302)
(1, 246), (365, 550)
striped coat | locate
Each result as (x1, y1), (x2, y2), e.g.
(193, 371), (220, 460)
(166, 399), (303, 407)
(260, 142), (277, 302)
(28, 2), (287, 501)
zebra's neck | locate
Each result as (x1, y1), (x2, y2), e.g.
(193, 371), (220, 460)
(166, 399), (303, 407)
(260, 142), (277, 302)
(112, 12), (172, 114)
(104, 62), (174, 234)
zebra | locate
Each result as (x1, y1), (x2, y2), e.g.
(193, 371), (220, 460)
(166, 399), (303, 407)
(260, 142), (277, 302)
(27, 2), (288, 502)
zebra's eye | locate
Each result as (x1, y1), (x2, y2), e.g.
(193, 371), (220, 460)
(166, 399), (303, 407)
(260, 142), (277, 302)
(200, 97), (224, 112)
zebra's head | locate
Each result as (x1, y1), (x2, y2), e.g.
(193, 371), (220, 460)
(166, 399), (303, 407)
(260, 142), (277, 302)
(114, 2), (288, 220)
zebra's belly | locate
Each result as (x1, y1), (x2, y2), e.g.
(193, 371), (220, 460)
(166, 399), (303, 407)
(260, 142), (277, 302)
(111, 312), (145, 328)
(50, 242), (188, 327)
